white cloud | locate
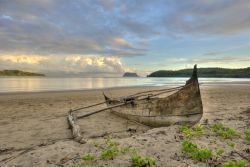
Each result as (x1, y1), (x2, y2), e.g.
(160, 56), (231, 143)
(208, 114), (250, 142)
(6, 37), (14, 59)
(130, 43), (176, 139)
(0, 54), (130, 76)
(0, 15), (13, 21)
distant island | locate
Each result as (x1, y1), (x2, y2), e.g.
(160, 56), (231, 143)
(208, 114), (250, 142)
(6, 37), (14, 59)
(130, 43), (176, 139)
(147, 67), (250, 78)
(0, 70), (45, 76)
(123, 72), (139, 77)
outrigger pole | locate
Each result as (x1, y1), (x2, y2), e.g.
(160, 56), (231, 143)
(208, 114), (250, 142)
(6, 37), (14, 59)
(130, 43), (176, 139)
(70, 85), (184, 113)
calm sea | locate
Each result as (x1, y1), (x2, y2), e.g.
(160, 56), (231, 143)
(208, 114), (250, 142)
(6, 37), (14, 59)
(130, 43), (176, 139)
(0, 77), (249, 93)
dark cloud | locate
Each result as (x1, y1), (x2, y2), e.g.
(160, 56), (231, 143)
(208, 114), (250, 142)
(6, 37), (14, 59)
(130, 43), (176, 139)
(0, 0), (250, 57)
(0, 0), (148, 56)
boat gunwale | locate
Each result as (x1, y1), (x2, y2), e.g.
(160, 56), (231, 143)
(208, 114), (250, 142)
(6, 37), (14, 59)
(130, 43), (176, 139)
(107, 81), (198, 104)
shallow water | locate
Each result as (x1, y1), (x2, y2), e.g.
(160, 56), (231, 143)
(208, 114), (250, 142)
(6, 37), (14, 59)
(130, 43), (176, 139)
(0, 77), (249, 93)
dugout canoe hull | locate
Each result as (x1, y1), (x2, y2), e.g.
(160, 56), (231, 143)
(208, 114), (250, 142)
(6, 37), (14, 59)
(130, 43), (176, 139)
(104, 65), (203, 127)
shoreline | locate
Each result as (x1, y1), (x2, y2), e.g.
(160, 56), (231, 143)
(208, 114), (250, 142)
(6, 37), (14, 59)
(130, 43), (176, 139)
(0, 81), (250, 95)
(0, 85), (156, 96)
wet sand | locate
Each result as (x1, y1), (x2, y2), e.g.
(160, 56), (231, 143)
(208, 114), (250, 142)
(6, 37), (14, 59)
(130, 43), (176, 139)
(0, 85), (249, 167)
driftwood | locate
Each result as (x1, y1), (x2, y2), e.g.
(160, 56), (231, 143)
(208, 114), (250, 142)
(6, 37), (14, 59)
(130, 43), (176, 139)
(67, 102), (130, 143)
(67, 111), (86, 144)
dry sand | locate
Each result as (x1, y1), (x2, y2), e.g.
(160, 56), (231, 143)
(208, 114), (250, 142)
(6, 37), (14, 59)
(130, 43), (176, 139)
(0, 85), (249, 167)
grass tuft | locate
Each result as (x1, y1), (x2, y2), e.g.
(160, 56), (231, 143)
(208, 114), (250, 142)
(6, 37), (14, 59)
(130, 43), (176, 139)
(220, 159), (249, 167)
(131, 154), (156, 167)
(179, 125), (193, 138)
(82, 153), (96, 163)
(181, 140), (198, 153)
(193, 124), (204, 136)
(181, 140), (212, 162)
(191, 148), (212, 161)
(211, 123), (237, 139)
(100, 146), (119, 160)
(244, 131), (250, 141)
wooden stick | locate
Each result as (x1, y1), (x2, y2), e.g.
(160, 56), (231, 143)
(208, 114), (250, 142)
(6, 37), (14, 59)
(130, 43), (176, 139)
(71, 101), (106, 112)
(70, 85), (185, 113)
(67, 112), (86, 144)
(127, 85), (184, 98)
(76, 85), (195, 120)
(77, 102), (127, 119)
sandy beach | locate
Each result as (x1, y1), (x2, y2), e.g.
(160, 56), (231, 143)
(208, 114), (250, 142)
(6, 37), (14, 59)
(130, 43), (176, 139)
(0, 84), (249, 167)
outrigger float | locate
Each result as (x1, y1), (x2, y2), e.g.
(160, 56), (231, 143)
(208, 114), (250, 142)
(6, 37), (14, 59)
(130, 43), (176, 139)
(67, 65), (203, 143)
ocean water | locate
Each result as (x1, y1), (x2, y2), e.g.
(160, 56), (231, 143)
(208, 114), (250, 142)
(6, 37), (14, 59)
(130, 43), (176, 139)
(0, 77), (249, 93)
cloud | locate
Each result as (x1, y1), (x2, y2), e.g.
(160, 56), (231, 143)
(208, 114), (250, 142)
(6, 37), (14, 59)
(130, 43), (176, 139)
(1, 0), (250, 58)
(163, 0), (250, 36)
(0, 14), (13, 21)
(0, 54), (130, 76)
(161, 56), (250, 70)
(203, 42), (250, 56)
(0, 0), (148, 57)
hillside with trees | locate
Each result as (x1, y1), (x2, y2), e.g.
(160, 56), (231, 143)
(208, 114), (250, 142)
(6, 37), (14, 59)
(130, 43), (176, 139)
(0, 70), (45, 76)
(123, 72), (139, 77)
(147, 67), (250, 78)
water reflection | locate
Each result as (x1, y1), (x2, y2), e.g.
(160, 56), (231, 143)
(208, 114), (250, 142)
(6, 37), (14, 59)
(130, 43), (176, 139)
(0, 77), (249, 93)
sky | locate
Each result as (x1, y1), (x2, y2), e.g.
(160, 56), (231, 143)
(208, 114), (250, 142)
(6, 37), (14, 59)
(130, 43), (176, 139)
(0, 0), (250, 76)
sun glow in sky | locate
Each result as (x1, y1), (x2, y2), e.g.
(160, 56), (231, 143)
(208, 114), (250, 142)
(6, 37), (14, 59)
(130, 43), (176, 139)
(0, 0), (250, 76)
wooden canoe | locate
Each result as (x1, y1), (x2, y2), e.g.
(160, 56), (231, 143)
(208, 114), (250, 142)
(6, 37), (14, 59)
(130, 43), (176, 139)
(103, 65), (203, 127)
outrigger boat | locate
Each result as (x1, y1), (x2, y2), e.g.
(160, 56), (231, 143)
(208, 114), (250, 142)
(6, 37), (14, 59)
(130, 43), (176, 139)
(68, 65), (203, 142)
(103, 64), (203, 127)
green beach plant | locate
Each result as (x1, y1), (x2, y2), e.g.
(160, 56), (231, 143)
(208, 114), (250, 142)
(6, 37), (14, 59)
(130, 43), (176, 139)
(131, 154), (156, 167)
(193, 124), (204, 137)
(131, 155), (147, 167)
(220, 159), (249, 167)
(82, 153), (97, 163)
(181, 140), (198, 153)
(244, 131), (250, 141)
(105, 136), (118, 147)
(120, 146), (130, 154)
(100, 146), (119, 160)
(70, 136), (156, 167)
(100, 136), (121, 160)
(145, 156), (156, 167)
(179, 124), (205, 138)
(211, 123), (237, 139)
(191, 148), (212, 161)
(179, 125), (193, 138)
(181, 140), (212, 162)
